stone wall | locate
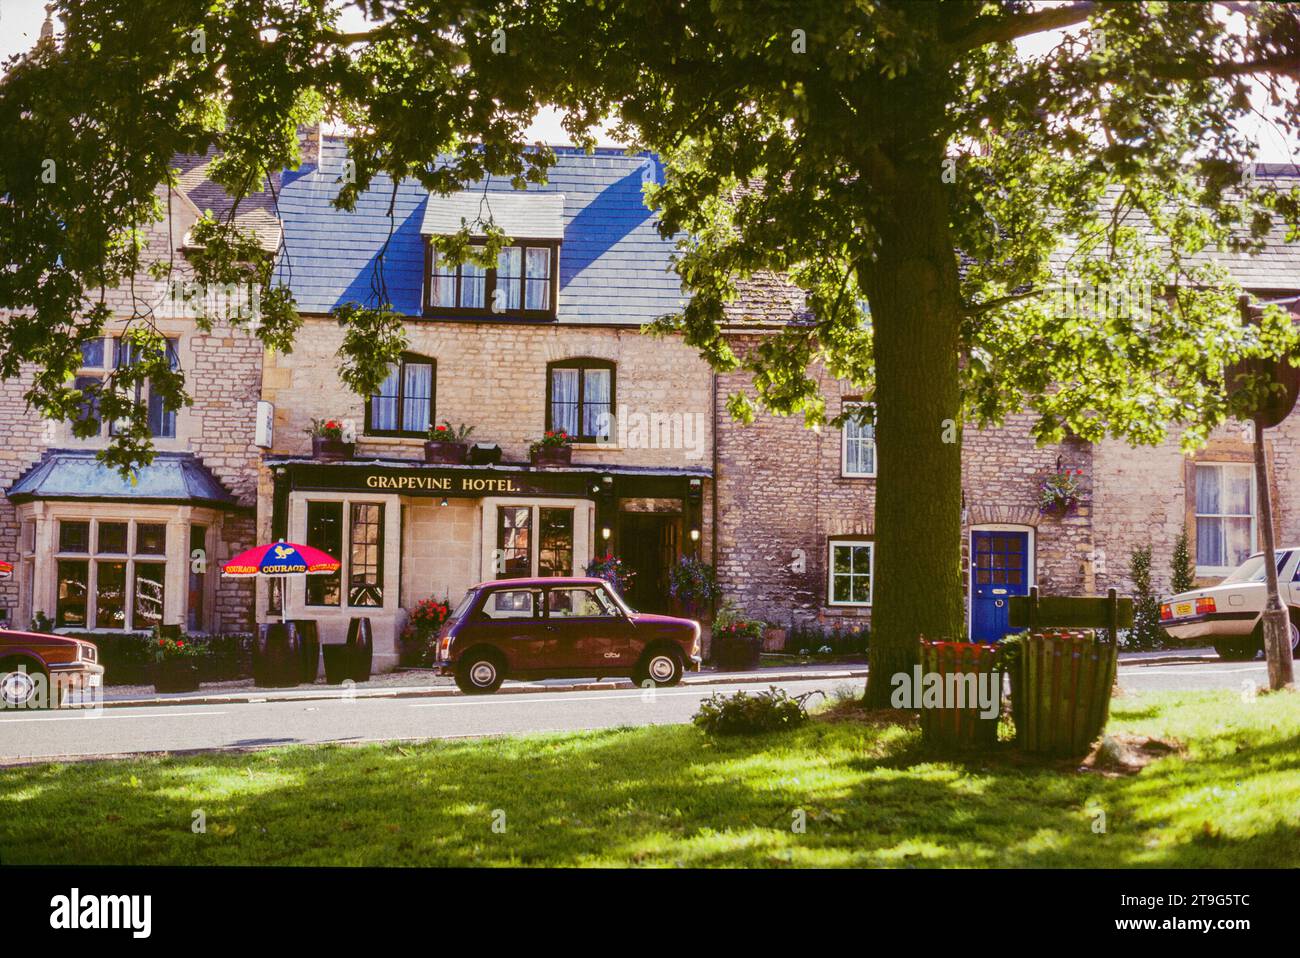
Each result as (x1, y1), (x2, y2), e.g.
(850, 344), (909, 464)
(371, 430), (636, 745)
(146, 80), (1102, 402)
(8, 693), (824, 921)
(714, 334), (1090, 629)
(1092, 416), (1300, 596)
(261, 318), (715, 472)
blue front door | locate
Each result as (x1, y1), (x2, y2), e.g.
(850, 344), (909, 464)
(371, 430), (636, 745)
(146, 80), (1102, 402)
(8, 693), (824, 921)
(970, 530), (1030, 642)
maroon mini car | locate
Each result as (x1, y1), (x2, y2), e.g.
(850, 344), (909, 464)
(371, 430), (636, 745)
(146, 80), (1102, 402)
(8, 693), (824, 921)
(434, 577), (701, 694)
(0, 628), (103, 708)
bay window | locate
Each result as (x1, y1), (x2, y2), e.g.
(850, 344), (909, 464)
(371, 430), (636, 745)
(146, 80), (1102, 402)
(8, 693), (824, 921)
(52, 518), (173, 630)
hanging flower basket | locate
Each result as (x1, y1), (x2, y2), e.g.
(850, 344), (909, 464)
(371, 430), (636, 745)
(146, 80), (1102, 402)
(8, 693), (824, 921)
(1037, 465), (1084, 516)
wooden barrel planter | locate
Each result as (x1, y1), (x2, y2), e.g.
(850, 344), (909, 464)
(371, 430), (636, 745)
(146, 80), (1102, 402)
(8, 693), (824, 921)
(918, 640), (1004, 751)
(254, 622), (302, 688)
(1013, 630), (1117, 757)
(348, 617), (373, 682)
(293, 619), (320, 683)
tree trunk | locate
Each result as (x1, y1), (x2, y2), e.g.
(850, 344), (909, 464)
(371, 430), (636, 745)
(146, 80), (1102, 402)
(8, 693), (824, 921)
(860, 162), (966, 708)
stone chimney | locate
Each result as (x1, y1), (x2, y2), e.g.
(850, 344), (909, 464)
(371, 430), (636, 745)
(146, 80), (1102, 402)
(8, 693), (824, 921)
(295, 124), (321, 169)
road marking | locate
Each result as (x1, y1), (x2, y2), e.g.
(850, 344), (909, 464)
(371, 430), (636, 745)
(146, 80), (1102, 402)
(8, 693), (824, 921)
(0, 709), (228, 724)
(1120, 666), (1265, 676)
(408, 682), (840, 709)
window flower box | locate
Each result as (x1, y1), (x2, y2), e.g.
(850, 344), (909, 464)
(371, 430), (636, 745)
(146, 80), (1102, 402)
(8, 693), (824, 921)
(424, 422), (473, 464)
(307, 418), (356, 461)
(529, 430), (572, 467)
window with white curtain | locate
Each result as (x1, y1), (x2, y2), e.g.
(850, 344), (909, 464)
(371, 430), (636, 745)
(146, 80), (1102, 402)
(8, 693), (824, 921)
(547, 359), (614, 442)
(426, 242), (557, 318)
(1195, 462), (1255, 574)
(366, 355), (435, 436)
(841, 401), (876, 477)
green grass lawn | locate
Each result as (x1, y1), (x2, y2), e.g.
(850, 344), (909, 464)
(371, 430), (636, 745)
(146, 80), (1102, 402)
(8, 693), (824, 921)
(2, 689), (1298, 867)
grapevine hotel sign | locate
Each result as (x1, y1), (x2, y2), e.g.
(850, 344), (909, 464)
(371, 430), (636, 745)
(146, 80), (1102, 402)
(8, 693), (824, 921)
(277, 460), (593, 498)
(366, 473), (525, 494)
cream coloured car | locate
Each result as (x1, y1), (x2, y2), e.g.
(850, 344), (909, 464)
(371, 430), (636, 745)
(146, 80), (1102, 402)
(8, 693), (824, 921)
(1161, 548), (1300, 660)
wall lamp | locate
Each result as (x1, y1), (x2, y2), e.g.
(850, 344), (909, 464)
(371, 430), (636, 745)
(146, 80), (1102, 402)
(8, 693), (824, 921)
(601, 526), (612, 541)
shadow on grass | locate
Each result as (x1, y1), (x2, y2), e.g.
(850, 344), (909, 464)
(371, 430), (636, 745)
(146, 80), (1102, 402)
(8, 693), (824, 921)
(1, 691), (1297, 868)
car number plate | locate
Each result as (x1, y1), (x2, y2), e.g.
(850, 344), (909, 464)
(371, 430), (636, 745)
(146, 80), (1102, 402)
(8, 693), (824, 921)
(1174, 601), (1194, 617)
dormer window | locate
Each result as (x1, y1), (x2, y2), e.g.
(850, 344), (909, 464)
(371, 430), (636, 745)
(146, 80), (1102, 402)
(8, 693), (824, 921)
(420, 190), (564, 320)
(425, 241), (558, 318)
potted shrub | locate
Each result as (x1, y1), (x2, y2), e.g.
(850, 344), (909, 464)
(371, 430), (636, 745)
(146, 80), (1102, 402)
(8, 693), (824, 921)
(306, 418), (356, 461)
(399, 597), (451, 667)
(584, 552), (636, 596)
(529, 430), (572, 467)
(711, 605), (765, 672)
(151, 634), (203, 693)
(425, 422), (474, 464)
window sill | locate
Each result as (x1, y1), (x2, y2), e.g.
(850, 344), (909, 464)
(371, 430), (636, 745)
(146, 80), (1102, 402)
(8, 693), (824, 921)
(840, 472), (877, 480)
(828, 602), (873, 608)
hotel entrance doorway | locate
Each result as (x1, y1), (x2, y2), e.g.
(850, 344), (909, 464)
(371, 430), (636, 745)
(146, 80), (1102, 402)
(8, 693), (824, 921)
(618, 512), (680, 613)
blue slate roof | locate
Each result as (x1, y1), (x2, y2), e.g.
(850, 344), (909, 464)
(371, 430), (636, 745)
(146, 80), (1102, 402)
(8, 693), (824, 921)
(274, 141), (686, 324)
(8, 451), (237, 507)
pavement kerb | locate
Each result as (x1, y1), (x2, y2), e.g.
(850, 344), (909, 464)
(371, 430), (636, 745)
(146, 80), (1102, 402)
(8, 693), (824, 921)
(85, 668), (871, 710)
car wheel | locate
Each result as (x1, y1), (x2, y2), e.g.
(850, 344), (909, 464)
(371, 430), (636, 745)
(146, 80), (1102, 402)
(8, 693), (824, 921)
(633, 647), (683, 688)
(0, 659), (46, 709)
(1290, 614), (1300, 659)
(1214, 634), (1259, 661)
(455, 651), (505, 694)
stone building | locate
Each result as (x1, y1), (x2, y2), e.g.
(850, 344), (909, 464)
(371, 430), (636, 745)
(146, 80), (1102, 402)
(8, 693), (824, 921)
(0, 153), (276, 635)
(257, 136), (714, 668)
(713, 166), (1300, 640)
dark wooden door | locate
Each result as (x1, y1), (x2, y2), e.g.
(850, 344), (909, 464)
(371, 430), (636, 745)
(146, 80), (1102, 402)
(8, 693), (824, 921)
(618, 513), (680, 613)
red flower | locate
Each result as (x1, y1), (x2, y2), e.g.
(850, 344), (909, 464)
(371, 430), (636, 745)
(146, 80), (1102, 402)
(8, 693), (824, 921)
(176, 640), (185, 648)
(435, 424), (447, 432)
(158, 639), (165, 646)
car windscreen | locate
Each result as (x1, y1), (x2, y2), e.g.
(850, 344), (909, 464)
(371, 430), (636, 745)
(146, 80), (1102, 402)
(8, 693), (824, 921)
(448, 591), (477, 623)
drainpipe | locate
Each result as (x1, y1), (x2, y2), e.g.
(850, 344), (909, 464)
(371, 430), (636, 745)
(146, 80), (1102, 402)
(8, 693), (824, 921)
(710, 369), (720, 623)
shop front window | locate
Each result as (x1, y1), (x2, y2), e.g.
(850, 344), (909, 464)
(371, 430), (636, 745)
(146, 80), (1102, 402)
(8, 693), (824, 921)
(187, 525), (207, 632)
(134, 562), (167, 629)
(306, 502), (343, 607)
(538, 509), (574, 577)
(349, 503), (384, 607)
(56, 560), (89, 628)
(497, 507), (532, 579)
(95, 561), (128, 629)
(497, 506), (575, 579)
(51, 517), (173, 631)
